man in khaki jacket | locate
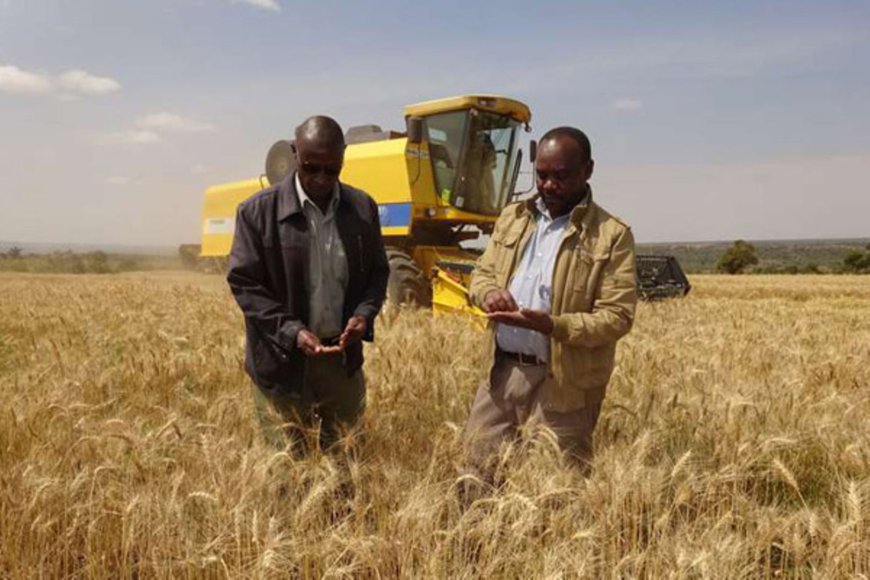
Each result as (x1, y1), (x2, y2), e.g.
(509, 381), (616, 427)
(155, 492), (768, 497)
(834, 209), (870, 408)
(463, 126), (637, 480)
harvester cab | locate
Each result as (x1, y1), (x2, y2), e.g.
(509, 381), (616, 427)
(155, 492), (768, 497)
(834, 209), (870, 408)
(380, 96), (533, 315)
(403, 96), (530, 220)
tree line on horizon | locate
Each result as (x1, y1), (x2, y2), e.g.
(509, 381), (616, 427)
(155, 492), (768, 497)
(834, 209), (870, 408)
(2, 241), (869, 275)
(0, 248), (179, 274)
(715, 240), (870, 274)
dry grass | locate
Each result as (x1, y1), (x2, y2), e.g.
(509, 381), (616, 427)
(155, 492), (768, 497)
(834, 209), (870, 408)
(1, 272), (868, 578)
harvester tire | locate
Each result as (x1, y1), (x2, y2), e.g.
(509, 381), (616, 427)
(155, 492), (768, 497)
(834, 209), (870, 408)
(386, 248), (432, 308)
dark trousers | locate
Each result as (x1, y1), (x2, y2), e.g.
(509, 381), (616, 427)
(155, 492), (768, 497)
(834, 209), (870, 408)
(252, 352), (366, 456)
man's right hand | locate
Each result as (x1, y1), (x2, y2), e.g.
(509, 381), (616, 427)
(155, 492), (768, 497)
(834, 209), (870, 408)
(482, 289), (519, 313)
(296, 329), (342, 356)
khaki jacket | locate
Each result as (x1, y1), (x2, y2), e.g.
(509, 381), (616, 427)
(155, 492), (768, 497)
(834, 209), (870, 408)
(469, 192), (637, 412)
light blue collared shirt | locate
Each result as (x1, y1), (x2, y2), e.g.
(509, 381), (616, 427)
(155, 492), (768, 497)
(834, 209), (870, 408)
(495, 197), (573, 362)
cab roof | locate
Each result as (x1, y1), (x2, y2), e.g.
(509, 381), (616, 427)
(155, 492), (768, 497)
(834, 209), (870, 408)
(403, 95), (531, 125)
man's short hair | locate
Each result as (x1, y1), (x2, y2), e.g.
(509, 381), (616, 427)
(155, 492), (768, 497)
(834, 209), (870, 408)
(295, 115), (345, 150)
(540, 126), (592, 162)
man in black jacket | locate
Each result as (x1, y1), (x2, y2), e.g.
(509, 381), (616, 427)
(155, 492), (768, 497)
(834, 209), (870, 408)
(227, 116), (389, 455)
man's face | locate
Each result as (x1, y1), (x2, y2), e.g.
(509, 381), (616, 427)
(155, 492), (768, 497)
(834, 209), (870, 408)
(535, 137), (593, 218)
(294, 141), (344, 200)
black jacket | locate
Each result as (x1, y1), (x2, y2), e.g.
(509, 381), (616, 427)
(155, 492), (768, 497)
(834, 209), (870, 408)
(227, 173), (389, 391)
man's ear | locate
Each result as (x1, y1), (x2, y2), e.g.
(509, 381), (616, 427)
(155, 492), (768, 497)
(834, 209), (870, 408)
(585, 159), (595, 180)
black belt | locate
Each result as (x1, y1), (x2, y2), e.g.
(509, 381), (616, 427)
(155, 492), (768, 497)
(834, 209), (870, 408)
(497, 347), (545, 366)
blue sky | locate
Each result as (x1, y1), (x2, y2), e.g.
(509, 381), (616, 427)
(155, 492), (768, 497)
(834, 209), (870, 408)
(1, 0), (868, 245)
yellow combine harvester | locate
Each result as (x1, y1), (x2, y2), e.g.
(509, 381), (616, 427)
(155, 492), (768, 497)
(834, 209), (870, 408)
(198, 94), (533, 317)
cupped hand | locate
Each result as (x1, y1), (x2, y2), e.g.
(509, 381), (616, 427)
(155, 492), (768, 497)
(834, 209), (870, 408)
(482, 289), (519, 313)
(486, 308), (553, 335)
(297, 329), (342, 356)
(339, 315), (367, 349)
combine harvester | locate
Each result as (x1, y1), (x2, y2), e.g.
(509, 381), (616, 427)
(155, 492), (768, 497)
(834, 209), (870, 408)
(191, 95), (689, 318)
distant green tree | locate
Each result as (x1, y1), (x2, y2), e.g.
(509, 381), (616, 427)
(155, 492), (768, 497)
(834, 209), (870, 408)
(6, 246), (23, 259)
(716, 240), (759, 274)
(47, 251), (85, 274)
(86, 251), (111, 274)
(118, 256), (140, 272)
(843, 249), (870, 273)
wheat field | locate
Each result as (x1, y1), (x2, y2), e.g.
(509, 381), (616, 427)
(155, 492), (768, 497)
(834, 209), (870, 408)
(0, 272), (868, 579)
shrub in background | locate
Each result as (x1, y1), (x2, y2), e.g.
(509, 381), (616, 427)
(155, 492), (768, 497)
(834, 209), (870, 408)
(716, 240), (759, 274)
(842, 246), (870, 273)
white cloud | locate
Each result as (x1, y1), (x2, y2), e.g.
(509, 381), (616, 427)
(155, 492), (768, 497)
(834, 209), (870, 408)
(104, 176), (133, 185)
(0, 65), (52, 94)
(136, 112), (216, 133)
(102, 129), (162, 145)
(125, 130), (161, 144)
(191, 164), (208, 175)
(611, 98), (643, 111)
(100, 112), (215, 146)
(233, 0), (280, 12)
(0, 65), (120, 97)
(58, 69), (121, 95)
(103, 176), (145, 186)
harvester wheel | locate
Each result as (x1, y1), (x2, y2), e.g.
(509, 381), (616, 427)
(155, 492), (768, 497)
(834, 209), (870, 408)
(386, 248), (432, 308)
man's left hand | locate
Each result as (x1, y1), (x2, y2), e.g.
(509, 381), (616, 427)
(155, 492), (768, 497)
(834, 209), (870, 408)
(487, 308), (554, 335)
(339, 315), (367, 349)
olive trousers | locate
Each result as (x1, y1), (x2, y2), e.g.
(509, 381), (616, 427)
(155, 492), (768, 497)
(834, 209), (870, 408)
(252, 351), (366, 456)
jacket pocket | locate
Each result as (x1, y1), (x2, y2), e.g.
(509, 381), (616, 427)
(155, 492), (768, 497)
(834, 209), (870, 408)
(560, 342), (616, 390)
(491, 226), (523, 288)
(252, 335), (306, 391)
(253, 339), (282, 379)
(571, 249), (610, 311)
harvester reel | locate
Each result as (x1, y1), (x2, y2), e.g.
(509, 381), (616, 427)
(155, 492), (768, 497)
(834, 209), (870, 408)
(386, 248), (432, 308)
(265, 139), (297, 186)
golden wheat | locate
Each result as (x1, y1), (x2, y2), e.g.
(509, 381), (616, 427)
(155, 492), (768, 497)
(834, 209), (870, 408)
(1, 272), (868, 578)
